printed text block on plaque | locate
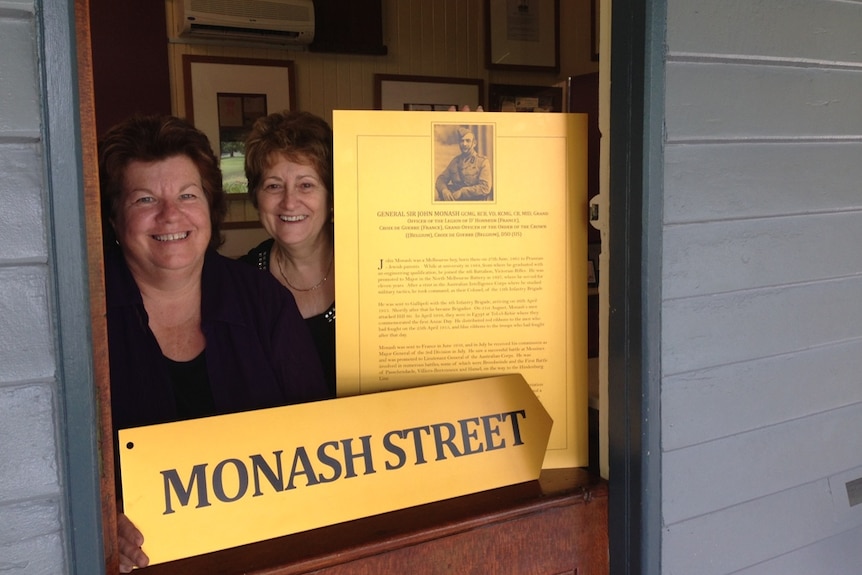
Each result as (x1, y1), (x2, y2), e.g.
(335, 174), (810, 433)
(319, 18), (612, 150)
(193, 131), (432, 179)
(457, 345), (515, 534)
(333, 110), (589, 469)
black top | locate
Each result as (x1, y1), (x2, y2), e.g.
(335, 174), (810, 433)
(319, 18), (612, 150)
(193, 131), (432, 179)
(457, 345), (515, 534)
(239, 238), (336, 396)
(106, 247), (330, 432)
(166, 350), (216, 420)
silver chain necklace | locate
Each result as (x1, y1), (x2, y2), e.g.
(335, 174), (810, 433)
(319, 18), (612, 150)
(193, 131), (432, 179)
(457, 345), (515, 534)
(276, 248), (333, 292)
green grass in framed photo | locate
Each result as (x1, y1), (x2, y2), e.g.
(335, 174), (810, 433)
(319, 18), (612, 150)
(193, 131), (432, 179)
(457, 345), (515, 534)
(183, 55), (295, 227)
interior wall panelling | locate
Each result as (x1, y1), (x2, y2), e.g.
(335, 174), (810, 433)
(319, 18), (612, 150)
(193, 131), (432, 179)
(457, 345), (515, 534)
(91, 0), (598, 136)
(162, 0), (597, 124)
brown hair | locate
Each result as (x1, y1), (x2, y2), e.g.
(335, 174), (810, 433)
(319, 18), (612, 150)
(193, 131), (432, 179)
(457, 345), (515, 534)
(98, 113), (227, 250)
(243, 111), (333, 208)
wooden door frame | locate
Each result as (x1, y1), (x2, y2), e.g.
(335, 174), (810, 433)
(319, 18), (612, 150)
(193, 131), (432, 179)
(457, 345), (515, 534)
(606, 0), (664, 574)
(42, 0), (115, 573)
(40, 0), (116, 575)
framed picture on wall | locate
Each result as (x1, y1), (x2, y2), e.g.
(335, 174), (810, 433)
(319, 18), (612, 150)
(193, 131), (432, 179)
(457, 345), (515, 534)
(374, 74), (484, 111)
(485, 0), (560, 72)
(488, 83), (564, 112)
(183, 55), (295, 227)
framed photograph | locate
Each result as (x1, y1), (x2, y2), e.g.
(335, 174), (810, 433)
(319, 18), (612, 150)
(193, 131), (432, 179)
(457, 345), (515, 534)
(374, 74), (484, 111)
(433, 123), (495, 203)
(485, 0), (560, 72)
(183, 55), (295, 227)
(488, 83), (564, 113)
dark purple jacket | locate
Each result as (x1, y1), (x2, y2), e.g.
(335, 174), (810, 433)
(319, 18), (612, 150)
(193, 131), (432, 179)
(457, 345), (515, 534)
(105, 247), (331, 432)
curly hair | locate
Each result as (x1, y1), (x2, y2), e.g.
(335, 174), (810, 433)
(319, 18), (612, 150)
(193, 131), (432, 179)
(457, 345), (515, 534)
(243, 111), (334, 208)
(98, 113), (227, 250)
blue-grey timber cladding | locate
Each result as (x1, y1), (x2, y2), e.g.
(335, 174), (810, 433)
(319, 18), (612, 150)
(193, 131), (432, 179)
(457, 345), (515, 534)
(0, 1), (68, 573)
(662, 0), (862, 573)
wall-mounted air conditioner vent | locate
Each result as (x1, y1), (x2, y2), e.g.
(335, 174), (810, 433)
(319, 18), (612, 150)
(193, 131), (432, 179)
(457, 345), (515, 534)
(181, 0), (315, 46)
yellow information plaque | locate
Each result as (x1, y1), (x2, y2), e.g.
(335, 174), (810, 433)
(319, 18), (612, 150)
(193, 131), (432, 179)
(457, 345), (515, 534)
(333, 110), (589, 469)
(119, 374), (551, 565)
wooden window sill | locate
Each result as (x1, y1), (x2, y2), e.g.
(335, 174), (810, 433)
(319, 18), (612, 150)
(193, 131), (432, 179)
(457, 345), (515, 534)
(137, 467), (607, 575)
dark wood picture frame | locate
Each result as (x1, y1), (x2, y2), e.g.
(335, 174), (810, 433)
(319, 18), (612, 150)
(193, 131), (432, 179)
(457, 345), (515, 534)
(182, 55), (295, 228)
(485, 0), (561, 72)
(374, 74), (484, 111)
(487, 83), (564, 113)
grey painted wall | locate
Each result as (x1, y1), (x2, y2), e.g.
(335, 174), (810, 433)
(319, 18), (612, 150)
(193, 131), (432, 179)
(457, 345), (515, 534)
(662, 0), (862, 573)
(0, 1), (69, 573)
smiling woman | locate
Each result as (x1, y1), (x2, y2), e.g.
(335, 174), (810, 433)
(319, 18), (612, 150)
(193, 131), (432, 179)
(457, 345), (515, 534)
(115, 156), (213, 282)
(97, 113), (332, 572)
(239, 111), (337, 395)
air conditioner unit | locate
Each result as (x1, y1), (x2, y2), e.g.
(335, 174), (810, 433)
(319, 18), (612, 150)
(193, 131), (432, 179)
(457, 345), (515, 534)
(181, 0), (315, 46)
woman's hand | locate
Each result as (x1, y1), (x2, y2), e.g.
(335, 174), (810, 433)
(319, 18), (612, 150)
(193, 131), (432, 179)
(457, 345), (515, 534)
(118, 512), (149, 572)
(448, 105), (484, 112)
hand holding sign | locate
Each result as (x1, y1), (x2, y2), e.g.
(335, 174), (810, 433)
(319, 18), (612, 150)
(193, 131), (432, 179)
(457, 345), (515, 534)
(117, 513), (148, 572)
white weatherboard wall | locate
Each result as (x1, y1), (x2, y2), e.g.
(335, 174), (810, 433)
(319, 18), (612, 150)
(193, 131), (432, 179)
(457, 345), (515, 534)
(661, 0), (862, 573)
(0, 1), (68, 573)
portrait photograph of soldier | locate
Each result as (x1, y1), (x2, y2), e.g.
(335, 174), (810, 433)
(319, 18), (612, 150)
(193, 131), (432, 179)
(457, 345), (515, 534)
(433, 124), (494, 202)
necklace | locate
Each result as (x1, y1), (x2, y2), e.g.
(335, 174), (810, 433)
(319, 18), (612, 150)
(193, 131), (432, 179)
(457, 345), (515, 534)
(275, 248), (333, 292)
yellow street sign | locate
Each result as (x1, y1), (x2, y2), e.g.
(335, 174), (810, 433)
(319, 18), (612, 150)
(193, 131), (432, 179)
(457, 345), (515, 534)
(119, 373), (551, 565)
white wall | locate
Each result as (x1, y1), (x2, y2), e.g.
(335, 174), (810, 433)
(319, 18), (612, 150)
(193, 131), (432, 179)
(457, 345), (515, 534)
(661, 0), (862, 572)
(0, 1), (68, 573)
